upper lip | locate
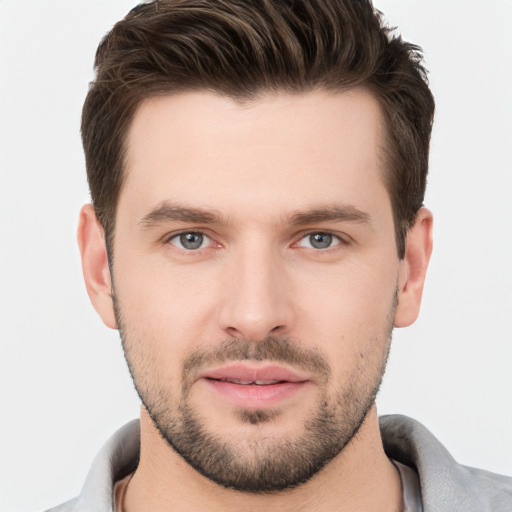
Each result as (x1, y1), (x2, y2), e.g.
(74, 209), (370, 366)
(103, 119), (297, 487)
(199, 364), (310, 384)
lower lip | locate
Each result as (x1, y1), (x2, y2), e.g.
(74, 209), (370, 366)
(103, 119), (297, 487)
(203, 379), (309, 409)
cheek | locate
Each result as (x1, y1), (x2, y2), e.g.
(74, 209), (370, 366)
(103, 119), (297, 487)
(113, 253), (222, 354)
(291, 257), (398, 362)
(295, 256), (398, 324)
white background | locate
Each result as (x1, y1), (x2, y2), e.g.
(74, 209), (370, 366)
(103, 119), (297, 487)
(1, 1), (511, 510)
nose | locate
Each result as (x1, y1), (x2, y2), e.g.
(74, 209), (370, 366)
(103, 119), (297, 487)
(217, 243), (295, 341)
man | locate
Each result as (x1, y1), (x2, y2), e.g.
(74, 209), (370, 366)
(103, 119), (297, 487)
(46, 0), (511, 511)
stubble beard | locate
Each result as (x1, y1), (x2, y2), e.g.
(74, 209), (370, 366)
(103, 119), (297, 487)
(114, 297), (395, 494)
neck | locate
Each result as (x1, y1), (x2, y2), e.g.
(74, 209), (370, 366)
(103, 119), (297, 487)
(123, 406), (403, 512)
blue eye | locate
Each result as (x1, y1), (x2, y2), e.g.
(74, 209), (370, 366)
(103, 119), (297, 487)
(169, 232), (210, 250)
(298, 232), (341, 250)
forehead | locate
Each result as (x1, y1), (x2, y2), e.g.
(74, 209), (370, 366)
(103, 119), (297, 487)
(121, 89), (389, 222)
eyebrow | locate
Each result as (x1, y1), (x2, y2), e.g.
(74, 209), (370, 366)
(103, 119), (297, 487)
(138, 202), (372, 229)
(139, 203), (226, 228)
(287, 205), (371, 226)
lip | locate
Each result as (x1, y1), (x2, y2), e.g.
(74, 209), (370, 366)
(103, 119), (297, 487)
(198, 363), (311, 409)
(200, 364), (309, 383)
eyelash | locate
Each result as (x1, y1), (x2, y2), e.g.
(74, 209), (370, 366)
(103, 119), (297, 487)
(165, 230), (218, 254)
(164, 230), (350, 254)
(293, 231), (349, 252)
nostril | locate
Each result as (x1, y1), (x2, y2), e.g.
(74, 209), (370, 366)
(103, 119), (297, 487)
(225, 326), (242, 338)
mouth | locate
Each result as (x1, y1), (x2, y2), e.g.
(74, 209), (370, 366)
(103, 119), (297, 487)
(212, 378), (286, 385)
(198, 364), (311, 409)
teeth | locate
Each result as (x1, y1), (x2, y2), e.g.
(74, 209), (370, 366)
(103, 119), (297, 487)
(221, 379), (282, 385)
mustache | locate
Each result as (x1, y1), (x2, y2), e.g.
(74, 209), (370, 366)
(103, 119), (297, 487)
(181, 336), (331, 388)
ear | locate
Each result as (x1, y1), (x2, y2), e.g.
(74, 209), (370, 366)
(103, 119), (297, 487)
(77, 204), (117, 329)
(394, 207), (433, 328)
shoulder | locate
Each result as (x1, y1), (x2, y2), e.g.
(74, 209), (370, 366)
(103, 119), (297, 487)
(380, 414), (512, 512)
(43, 420), (140, 512)
(44, 497), (79, 512)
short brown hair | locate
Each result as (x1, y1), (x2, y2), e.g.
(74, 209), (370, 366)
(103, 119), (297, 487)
(82, 0), (434, 258)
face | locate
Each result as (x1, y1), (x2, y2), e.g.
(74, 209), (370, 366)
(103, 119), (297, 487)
(109, 90), (404, 492)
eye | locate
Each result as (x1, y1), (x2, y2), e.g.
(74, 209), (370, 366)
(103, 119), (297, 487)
(297, 232), (342, 250)
(169, 232), (211, 250)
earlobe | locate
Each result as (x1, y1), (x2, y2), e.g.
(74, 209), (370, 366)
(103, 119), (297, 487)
(77, 204), (117, 329)
(394, 208), (433, 328)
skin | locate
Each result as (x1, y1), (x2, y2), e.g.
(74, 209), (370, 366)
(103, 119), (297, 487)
(78, 89), (433, 511)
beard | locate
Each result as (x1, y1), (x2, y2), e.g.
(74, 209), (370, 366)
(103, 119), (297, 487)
(114, 297), (395, 494)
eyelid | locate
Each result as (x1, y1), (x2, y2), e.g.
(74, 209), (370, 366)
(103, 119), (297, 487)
(292, 230), (351, 250)
(163, 228), (209, 242)
(164, 229), (219, 252)
(161, 228), (351, 253)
